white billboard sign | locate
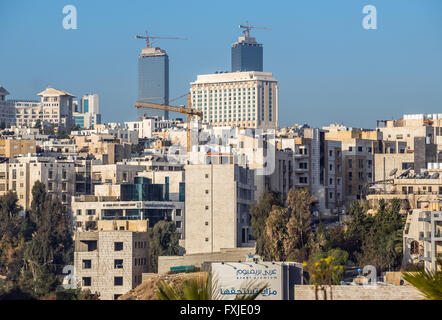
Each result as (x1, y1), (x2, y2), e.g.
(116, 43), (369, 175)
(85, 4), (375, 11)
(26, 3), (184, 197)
(212, 262), (283, 300)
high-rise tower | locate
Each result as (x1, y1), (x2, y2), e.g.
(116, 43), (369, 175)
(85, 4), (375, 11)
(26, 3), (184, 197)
(138, 47), (169, 120)
(231, 22), (269, 72)
(231, 37), (263, 72)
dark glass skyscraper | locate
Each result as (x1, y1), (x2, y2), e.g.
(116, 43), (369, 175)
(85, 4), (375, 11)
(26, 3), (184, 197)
(231, 36), (263, 72)
(138, 47), (169, 119)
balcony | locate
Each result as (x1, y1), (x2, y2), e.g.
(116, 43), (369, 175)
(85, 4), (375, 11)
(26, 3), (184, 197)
(418, 212), (431, 222)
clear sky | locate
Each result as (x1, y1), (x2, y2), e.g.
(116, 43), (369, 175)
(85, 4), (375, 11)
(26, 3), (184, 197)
(1, 0), (441, 128)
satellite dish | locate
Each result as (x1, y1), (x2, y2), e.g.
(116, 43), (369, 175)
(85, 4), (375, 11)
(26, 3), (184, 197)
(389, 168), (398, 176)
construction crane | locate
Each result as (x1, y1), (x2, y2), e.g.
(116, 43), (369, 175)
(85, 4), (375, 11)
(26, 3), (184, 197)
(135, 95), (202, 152)
(239, 21), (271, 38)
(135, 31), (187, 48)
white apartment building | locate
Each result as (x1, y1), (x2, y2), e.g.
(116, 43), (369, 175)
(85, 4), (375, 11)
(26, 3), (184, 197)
(14, 86), (75, 128)
(403, 200), (442, 272)
(125, 118), (156, 139)
(190, 71), (278, 129)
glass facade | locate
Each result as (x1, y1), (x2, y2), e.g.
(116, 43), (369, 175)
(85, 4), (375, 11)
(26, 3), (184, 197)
(232, 42), (263, 72)
(120, 177), (166, 201)
(101, 177), (174, 227)
(138, 53), (169, 119)
(83, 99), (89, 113)
(74, 116), (85, 129)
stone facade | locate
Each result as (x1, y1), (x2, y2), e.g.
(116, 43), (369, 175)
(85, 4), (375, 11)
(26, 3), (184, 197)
(294, 285), (423, 300)
(74, 221), (149, 300)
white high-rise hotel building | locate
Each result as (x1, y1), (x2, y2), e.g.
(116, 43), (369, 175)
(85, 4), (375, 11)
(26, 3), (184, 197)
(190, 71), (278, 129)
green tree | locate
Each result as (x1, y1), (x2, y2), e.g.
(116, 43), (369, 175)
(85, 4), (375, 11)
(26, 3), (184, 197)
(148, 221), (180, 273)
(249, 191), (282, 259)
(4, 181), (74, 298)
(265, 189), (314, 262)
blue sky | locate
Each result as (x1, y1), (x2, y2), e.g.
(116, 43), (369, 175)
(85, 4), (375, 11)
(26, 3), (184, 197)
(0, 0), (441, 128)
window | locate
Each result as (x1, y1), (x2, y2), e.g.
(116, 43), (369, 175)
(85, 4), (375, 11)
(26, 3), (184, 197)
(205, 190), (209, 194)
(82, 260), (92, 269)
(86, 241), (97, 252)
(114, 294), (122, 300)
(205, 174), (209, 179)
(114, 259), (123, 269)
(114, 242), (123, 251)
(205, 238), (209, 242)
(176, 221), (182, 228)
(358, 146), (363, 152)
(82, 277), (91, 286)
(114, 277), (123, 286)
(205, 221), (209, 226)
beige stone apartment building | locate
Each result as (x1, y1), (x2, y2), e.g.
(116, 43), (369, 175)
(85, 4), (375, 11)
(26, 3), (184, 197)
(184, 163), (255, 254)
(74, 133), (132, 164)
(279, 128), (344, 214)
(325, 128), (379, 207)
(74, 220), (149, 300)
(377, 114), (442, 152)
(0, 156), (75, 211)
(0, 139), (36, 158)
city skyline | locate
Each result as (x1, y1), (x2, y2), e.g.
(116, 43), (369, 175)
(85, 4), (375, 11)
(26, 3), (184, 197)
(1, 0), (441, 129)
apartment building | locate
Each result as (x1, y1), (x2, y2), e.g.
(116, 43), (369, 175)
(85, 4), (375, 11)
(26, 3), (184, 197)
(91, 164), (145, 185)
(366, 167), (442, 214)
(184, 163), (255, 254)
(73, 133), (132, 164)
(403, 200), (442, 272)
(374, 139), (437, 182)
(0, 156), (75, 211)
(14, 86), (74, 128)
(190, 71), (278, 129)
(377, 114), (442, 152)
(0, 139), (36, 158)
(74, 220), (149, 300)
(324, 127), (379, 207)
(72, 176), (184, 237)
(278, 128), (344, 214)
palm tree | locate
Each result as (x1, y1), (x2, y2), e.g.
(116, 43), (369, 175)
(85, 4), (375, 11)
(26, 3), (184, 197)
(156, 272), (268, 300)
(401, 258), (442, 300)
